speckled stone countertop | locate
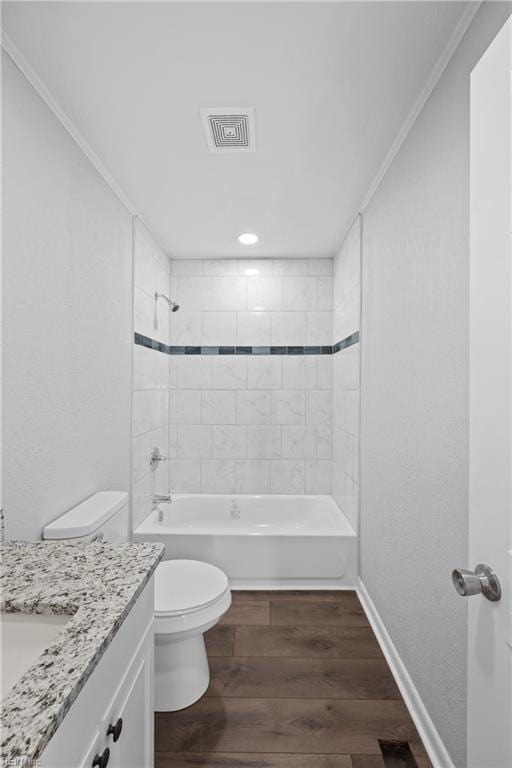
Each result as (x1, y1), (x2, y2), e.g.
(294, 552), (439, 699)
(0, 540), (164, 765)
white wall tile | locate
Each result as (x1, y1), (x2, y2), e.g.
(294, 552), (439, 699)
(247, 425), (282, 458)
(201, 390), (236, 424)
(331, 217), (360, 528)
(235, 460), (270, 493)
(178, 425), (212, 458)
(170, 390), (201, 424)
(133, 345), (168, 391)
(306, 390), (332, 424)
(132, 425), (168, 483)
(282, 356), (316, 390)
(202, 312), (237, 345)
(201, 459), (235, 493)
(238, 259), (273, 276)
(318, 277), (333, 310)
(270, 460), (305, 493)
(282, 276), (317, 310)
(271, 390), (306, 424)
(134, 286), (169, 344)
(271, 312), (306, 345)
(177, 356), (213, 389)
(247, 357), (282, 389)
(317, 357), (333, 389)
(204, 259), (238, 276)
(214, 277), (248, 310)
(282, 425), (317, 458)
(160, 256), (343, 498)
(212, 425), (246, 458)
(272, 259), (309, 276)
(132, 390), (169, 437)
(305, 460), (332, 493)
(308, 258), (333, 275)
(237, 390), (272, 424)
(168, 459), (201, 492)
(237, 311), (272, 346)
(247, 276), (282, 310)
(306, 312), (331, 345)
(170, 259), (203, 276)
(212, 356), (248, 389)
(170, 311), (202, 345)
(317, 425), (332, 459)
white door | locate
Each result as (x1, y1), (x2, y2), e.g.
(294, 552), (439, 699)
(468, 16), (512, 768)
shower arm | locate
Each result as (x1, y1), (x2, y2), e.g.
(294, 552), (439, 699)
(154, 292), (180, 312)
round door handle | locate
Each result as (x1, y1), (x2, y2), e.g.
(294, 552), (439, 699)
(92, 748), (110, 768)
(451, 563), (501, 602)
(107, 717), (123, 742)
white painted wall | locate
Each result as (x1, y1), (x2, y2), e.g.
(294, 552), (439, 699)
(359, 4), (512, 766)
(332, 218), (360, 531)
(2, 53), (133, 541)
(167, 258), (333, 494)
(131, 219), (171, 528)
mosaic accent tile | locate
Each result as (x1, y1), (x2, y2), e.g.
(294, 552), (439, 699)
(134, 332), (359, 355)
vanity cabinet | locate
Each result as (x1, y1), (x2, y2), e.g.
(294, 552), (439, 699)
(40, 578), (154, 768)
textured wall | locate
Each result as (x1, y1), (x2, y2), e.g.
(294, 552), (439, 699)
(3, 53), (132, 540)
(167, 258), (333, 494)
(359, 5), (512, 765)
(332, 218), (360, 531)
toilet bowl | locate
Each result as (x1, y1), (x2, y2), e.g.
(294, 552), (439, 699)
(153, 559), (231, 711)
(42, 492), (231, 713)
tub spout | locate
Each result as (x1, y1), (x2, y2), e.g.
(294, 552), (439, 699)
(153, 493), (172, 510)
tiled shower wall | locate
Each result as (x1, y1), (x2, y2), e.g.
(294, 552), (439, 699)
(131, 219), (171, 528)
(332, 217), (361, 530)
(167, 258), (333, 494)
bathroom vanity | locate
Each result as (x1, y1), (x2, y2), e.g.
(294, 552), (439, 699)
(0, 540), (164, 768)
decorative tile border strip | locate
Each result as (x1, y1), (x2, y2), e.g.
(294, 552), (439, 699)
(333, 331), (360, 353)
(134, 331), (359, 356)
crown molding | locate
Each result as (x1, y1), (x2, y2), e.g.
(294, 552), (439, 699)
(336, 1), (482, 254)
(2, 31), (171, 258)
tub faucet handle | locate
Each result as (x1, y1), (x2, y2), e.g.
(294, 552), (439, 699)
(150, 447), (168, 471)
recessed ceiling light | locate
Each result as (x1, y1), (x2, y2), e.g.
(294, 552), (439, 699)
(244, 267), (260, 276)
(238, 233), (258, 246)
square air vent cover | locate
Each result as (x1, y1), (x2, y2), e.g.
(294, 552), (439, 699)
(200, 107), (256, 154)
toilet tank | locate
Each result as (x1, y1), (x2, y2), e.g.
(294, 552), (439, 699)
(43, 491), (129, 543)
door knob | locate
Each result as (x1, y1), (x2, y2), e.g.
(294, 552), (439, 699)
(451, 563), (501, 602)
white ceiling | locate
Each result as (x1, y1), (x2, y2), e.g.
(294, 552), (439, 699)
(3, 1), (468, 258)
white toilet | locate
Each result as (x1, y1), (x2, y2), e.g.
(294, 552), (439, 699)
(43, 491), (231, 712)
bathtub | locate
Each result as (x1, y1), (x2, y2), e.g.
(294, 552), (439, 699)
(134, 494), (357, 588)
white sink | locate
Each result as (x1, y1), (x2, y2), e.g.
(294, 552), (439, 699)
(1, 612), (71, 700)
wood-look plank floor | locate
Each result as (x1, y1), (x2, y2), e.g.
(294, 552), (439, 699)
(155, 591), (432, 768)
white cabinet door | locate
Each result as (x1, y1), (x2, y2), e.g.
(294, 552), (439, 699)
(105, 624), (154, 768)
(40, 579), (154, 768)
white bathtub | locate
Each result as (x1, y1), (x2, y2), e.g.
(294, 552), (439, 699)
(134, 494), (357, 588)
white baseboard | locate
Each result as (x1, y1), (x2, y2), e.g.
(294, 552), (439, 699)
(356, 577), (455, 768)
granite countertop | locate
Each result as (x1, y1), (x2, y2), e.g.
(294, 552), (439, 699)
(0, 539), (164, 765)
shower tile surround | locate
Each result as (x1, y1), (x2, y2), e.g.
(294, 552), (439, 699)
(131, 219), (172, 528)
(332, 218), (361, 531)
(132, 249), (360, 524)
(167, 258), (334, 496)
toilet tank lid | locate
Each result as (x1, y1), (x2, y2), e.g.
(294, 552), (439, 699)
(43, 491), (129, 540)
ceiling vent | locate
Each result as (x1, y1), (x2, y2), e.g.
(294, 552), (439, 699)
(200, 107), (255, 154)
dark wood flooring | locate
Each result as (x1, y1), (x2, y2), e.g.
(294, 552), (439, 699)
(155, 591), (432, 768)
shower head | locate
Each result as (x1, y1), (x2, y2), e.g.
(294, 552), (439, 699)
(155, 292), (180, 312)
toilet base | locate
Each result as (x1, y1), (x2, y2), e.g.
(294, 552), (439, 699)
(155, 629), (211, 711)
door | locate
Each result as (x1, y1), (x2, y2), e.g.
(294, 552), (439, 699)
(468, 16), (512, 768)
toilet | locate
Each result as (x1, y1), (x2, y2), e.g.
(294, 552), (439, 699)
(43, 491), (231, 712)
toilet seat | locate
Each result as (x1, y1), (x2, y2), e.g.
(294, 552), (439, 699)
(155, 559), (229, 617)
(154, 559), (231, 637)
